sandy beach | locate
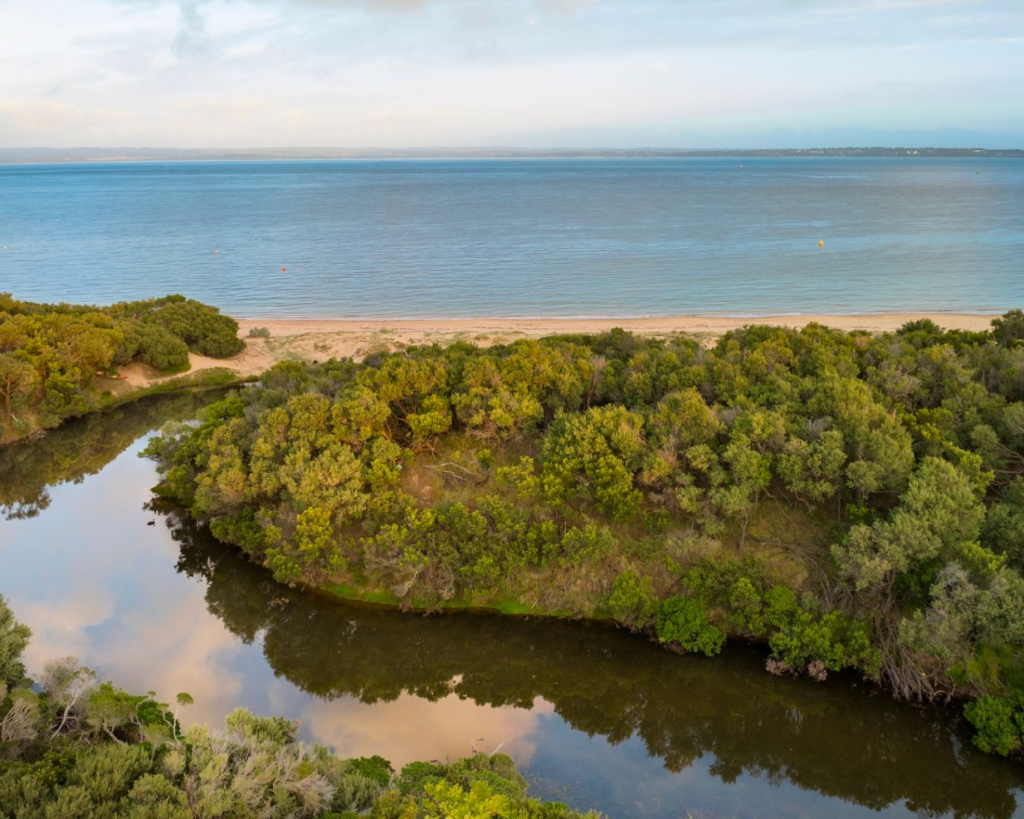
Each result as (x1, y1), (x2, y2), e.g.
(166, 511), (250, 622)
(122, 312), (999, 388)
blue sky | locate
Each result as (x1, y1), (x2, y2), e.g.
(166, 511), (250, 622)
(1, 0), (1021, 148)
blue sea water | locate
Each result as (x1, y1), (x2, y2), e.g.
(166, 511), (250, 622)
(0, 157), (1022, 318)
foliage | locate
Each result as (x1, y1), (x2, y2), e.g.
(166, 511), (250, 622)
(0, 595), (31, 692)
(606, 571), (659, 632)
(654, 596), (726, 657)
(540, 405), (645, 521)
(964, 692), (1024, 757)
(111, 295), (244, 358)
(143, 316), (1024, 757)
(0, 293), (245, 443)
(0, 609), (601, 819)
(762, 587), (879, 676)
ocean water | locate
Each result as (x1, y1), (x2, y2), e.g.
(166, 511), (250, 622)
(0, 157), (1022, 319)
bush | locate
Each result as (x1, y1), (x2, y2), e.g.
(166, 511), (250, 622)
(654, 596), (726, 656)
(136, 323), (190, 372)
(606, 571), (659, 631)
(247, 326), (272, 339)
(349, 755), (393, 786)
(992, 309), (1024, 347)
(764, 587), (878, 676)
(964, 691), (1024, 756)
(146, 299), (244, 358)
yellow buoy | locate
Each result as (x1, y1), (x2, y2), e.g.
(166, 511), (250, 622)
(819, 240), (824, 248)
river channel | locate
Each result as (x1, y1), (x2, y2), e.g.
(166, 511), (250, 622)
(1, 392), (1022, 818)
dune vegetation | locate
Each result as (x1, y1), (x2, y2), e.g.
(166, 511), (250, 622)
(0, 294), (245, 445)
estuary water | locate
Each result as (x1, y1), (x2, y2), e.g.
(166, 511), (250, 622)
(1, 392), (1023, 818)
(1, 158), (1023, 318)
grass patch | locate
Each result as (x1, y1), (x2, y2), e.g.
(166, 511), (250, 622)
(99, 368), (250, 408)
(322, 582), (402, 608)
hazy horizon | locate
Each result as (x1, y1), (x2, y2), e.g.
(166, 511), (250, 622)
(2, 138), (1024, 155)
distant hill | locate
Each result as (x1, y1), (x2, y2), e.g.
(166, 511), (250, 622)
(1, 146), (1022, 163)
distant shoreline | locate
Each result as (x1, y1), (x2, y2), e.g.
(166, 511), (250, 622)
(1, 147), (1022, 164)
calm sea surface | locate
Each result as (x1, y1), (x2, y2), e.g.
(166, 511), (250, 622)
(1, 158), (1022, 318)
(2, 393), (1023, 818)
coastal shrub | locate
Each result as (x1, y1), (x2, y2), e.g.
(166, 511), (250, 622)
(654, 596), (725, 657)
(606, 571), (659, 632)
(266, 506), (347, 585)
(141, 298), (244, 358)
(540, 405), (646, 522)
(982, 480), (1024, 570)
(135, 323), (191, 372)
(0, 295), (246, 443)
(350, 755), (394, 786)
(683, 559), (771, 636)
(247, 326), (272, 339)
(764, 587), (878, 676)
(964, 692), (1024, 757)
(992, 309), (1024, 348)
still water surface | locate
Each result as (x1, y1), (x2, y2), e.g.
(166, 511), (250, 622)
(1, 158), (1023, 318)
(1, 393), (1023, 818)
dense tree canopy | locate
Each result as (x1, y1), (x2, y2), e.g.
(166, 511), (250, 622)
(147, 313), (1024, 758)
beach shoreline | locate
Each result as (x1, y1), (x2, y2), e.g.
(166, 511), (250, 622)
(118, 312), (999, 390)
(234, 312), (997, 339)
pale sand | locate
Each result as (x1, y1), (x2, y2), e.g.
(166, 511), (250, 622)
(121, 313), (998, 390)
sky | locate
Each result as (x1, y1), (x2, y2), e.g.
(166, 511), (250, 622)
(0, 0), (1022, 149)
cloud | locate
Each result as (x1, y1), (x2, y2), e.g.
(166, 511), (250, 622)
(295, 691), (554, 768)
(173, 0), (219, 59)
(1, 0), (1021, 148)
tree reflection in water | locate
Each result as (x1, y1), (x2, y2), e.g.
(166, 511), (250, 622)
(0, 390), (228, 520)
(3, 392), (1021, 819)
(169, 513), (1023, 819)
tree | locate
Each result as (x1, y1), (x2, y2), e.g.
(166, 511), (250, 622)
(0, 594), (32, 692)
(964, 692), (1024, 756)
(982, 479), (1024, 569)
(809, 376), (914, 500)
(0, 354), (36, 422)
(266, 505), (345, 585)
(834, 457), (988, 595)
(606, 571), (659, 632)
(777, 429), (847, 506)
(992, 309), (1024, 347)
(540, 405), (646, 521)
